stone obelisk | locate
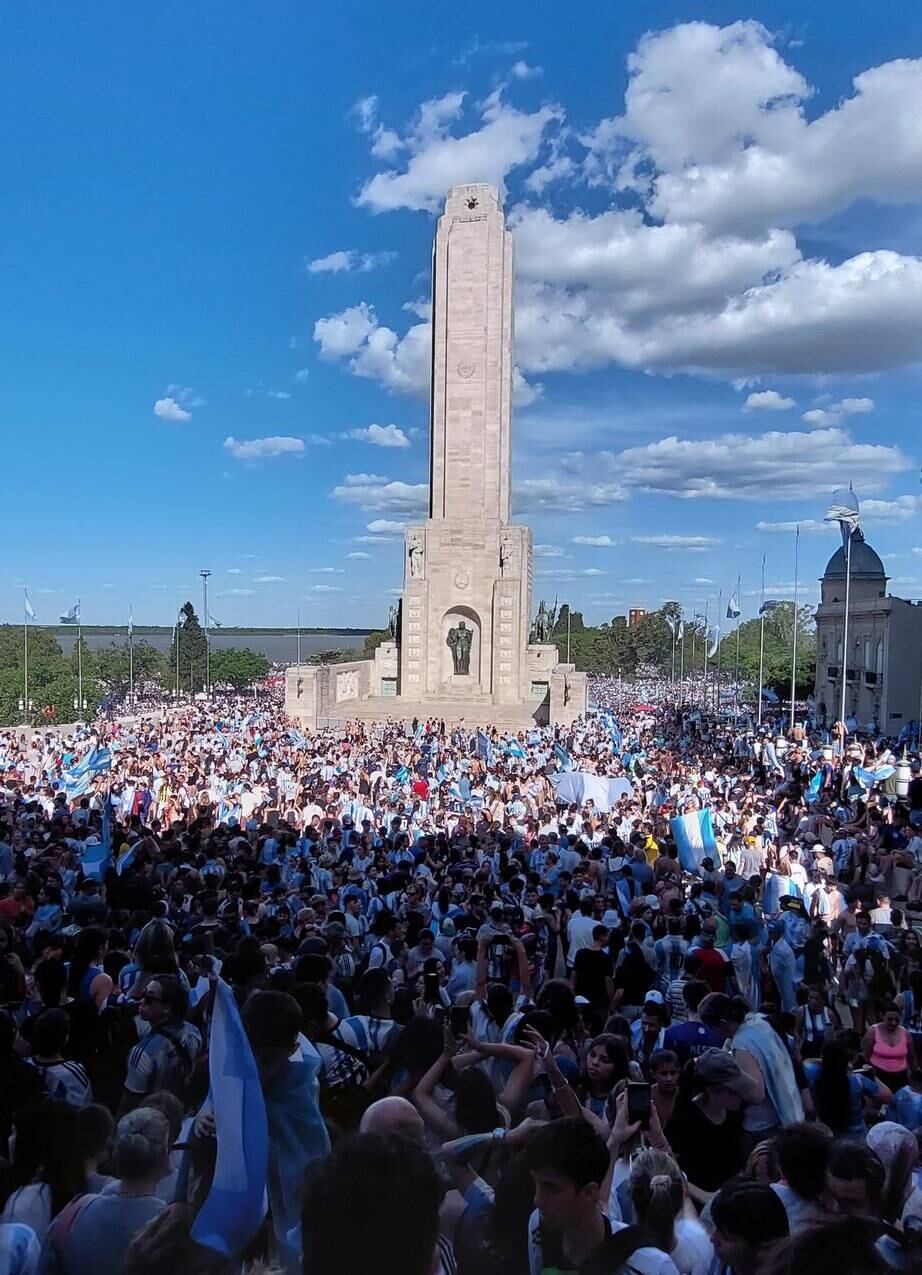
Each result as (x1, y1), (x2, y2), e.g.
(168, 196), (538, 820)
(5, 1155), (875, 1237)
(400, 184), (533, 703)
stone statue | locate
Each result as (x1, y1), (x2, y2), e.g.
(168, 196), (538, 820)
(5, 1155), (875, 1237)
(531, 598), (559, 644)
(408, 533), (424, 580)
(387, 604), (399, 641)
(447, 620), (473, 676)
(499, 531), (514, 577)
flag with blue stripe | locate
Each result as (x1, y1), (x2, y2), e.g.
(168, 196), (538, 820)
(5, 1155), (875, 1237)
(191, 979), (269, 1256)
(670, 808), (719, 874)
(394, 765), (409, 784)
(601, 712), (623, 751)
(554, 742), (573, 771)
(805, 771), (823, 805)
(475, 729), (495, 765)
(502, 739), (526, 759)
(81, 800), (112, 881)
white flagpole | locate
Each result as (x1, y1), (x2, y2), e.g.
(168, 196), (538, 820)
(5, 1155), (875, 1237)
(790, 528), (800, 737)
(839, 526), (853, 747)
(679, 618), (685, 694)
(297, 607), (302, 665)
(671, 623), (676, 684)
(128, 608), (134, 710)
(175, 608), (181, 702)
(702, 601), (710, 707)
(733, 573), (742, 724)
(757, 555), (766, 727)
(77, 599), (83, 716)
(23, 593), (29, 722)
(715, 590), (723, 714)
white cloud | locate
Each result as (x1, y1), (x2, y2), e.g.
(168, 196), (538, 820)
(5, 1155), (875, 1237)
(348, 423), (411, 448)
(510, 60), (543, 80)
(534, 544), (565, 557)
(226, 568), (243, 574)
(611, 427), (908, 500)
(218, 587), (255, 596)
(294, 368), (310, 383)
(307, 249), (396, 274)
(631, 534), (721, 549)
(306, 584), (342, 593)
(154, 396), (191, 423)
(581, 567), (606, 576)
(744, 390), (795, 411)
(572, 535), (615, 546)
(254, 575), (285, 583)
(512, 366), (543, 407)
(346, 551), (372, 560)
(803, 397), (876, 428)
(223, 435), (306, 462)
(512, 477), (626, 512)
(356, 91), (562, 212)
(367, 519), (408, 533)
(314, 303), (430, 396)
(694, 577), (715, 584)
(353, 534), (395, 543)
(314, 302), (378, 358)
(267, 390), (291, 400)
(332, 475), (428, 514)
(309, 567), (344, 574)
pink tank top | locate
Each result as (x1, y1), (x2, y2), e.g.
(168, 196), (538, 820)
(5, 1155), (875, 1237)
(870, 1025), (910, 1072)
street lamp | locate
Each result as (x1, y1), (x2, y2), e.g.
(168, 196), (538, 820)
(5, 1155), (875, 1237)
(200, 570), (212, 695)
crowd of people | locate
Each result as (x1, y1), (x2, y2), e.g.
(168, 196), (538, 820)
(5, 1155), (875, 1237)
(0, 681), (921, 1274)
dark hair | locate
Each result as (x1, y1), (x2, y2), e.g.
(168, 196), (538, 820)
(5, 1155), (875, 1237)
(454, 1067), (502, 1135)
(526, 1117), (608, 1191)
(357, 968), (393, 1015)
(711, 1179), (789, 1247)
(12, 1099), (87, 1217)
(768, 1217), (890, 1275)
(241, 991), (302, 1055)
(301, 1133), (442, 1275)
(681, 979), (709, 1012)
(291, 982), (329, 1029)
(775, 1123), (832, 1202)
(34, 958), (67, 1008)
(814, 1038), (853, 1135)
(67, 926), (107, 997)
(827, 1142), (885, 1209)
(30, 1008), (70, 1058)
(74, 1103), (115, 1163)
(148, 974), (188, 1021)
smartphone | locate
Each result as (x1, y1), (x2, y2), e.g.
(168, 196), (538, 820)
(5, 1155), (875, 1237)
(449, 1005), (470, 1037)
(627, 1082), (652, 1130)
(423, 970), (441, 1004)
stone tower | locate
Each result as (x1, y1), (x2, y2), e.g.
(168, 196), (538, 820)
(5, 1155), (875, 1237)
(399, 184), (533, 704)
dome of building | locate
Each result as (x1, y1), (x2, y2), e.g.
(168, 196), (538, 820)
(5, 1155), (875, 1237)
(822, 535), (886, 580)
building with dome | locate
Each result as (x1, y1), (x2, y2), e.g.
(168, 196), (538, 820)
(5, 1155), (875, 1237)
(814, 531), (922, 732)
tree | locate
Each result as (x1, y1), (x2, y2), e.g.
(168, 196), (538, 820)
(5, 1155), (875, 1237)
(208, 647), (270, 690)
(94, 640), (171, 700)
(168, 603), (208, 693)
(363, 630), (390, 656)
(0, 626), (101, 725)
(717, 603), (815, 694)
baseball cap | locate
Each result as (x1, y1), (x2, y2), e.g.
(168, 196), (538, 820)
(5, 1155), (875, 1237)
(644, 894), (660, 911)
(643, 990), (665, 1006)
(695, 1049), (750, 1094)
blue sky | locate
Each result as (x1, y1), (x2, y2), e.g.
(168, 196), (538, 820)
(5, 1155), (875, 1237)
(4, 2), (922, 630)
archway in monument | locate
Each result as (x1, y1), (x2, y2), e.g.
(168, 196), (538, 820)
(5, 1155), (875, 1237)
(440, 606), (482, 689)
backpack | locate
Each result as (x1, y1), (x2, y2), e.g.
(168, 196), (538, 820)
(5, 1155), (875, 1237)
(315, 1031), (387, 1133)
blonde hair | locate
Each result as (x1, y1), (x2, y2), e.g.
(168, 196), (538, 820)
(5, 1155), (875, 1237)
(629, 1147), (683, 1255)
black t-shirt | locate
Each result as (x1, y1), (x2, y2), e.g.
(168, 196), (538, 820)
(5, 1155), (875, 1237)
(908, 776), (922, 811)
(614, 943), (653, 1005)
(665, 1097), (744, 1191)
(572, 947), (613, 1009)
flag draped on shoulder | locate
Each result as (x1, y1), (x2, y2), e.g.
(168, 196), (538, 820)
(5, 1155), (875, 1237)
(191, 980), (269, 1256)
(670, 808), (719, 874)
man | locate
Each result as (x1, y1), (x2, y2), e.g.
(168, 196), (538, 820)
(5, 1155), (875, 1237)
(664, 979), (723, 1066)
(570, 924), (613, 1013)
(121, 975), (201, 1112)
(566, 896), (598, 969)
(526, 1117), (678, 1274)
(689, 919), (730, 994)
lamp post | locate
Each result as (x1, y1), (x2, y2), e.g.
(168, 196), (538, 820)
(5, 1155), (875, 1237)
(200, 570), (212, 695)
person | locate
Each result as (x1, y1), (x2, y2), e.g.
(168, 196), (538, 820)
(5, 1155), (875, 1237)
(121, 976), (201, 1113)
(825, 1141), (886, 1218)
(300, 1132), (445, 1275)
(664, 1050), (753, 1201)
(700, 994), (804, 1150)
(525, 1117), (679, 1274)
(770, 1123), (833, 1234)
(892, 1066), (922, 1131)
(805, 1035), (892, 1137)
(794, 986), (840, 1061)
(65, 928), (112, 1010)
(570, 925), (613, 1014)
(1, 1100), (86, 1238)
(39, 1107), (169, 1275)
(709, 1180), (789, 1275)
(622, 1148), (712, 1275)
(862, 1002), (915, 1092)
(26, 1010), (92, 1107)
(866, 1120), (922, 1227)
(576, 1033), (632, 1120)
(663, 980), (723, 1067)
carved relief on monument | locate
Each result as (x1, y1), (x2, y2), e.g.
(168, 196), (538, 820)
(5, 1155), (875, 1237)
(499, 530), (519, 578)
(335, 670), (359, 702)
(407, 531), (425, 580)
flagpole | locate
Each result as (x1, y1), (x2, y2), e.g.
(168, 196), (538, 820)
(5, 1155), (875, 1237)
(23, 594), (29, 724)
(757, 555), (766, 727)
(77, 599), (83, 717)
(715, 591), (723, 715)
(671, 624), (676, 684)
(175, 608), (181, 703)
(702, 601), (710, 708)
(128, 609), (134, 711)
(733, 573), (742, 725)
(297, 607), (302, 665)
(790, 527), (800, 738)
(679, 618), (685, 696)
(566, 607), (571, 664)
(838, 526), (853, 747)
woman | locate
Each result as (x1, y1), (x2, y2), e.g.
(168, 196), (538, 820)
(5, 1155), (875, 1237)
(866, 1120), (922, 1228)
(0, 922), (26, 1004)
(576, 1033), (632, 1121)
(805, 1036), (891, 1138)
(861, 1001), (915, 1092)
(66, 928), (113, 1010)
(40, 1108), (170, 1275)
(664, 1050), (753, 1203)
(118, 920), (188, 1000)
(616, 1148), (712, 1275)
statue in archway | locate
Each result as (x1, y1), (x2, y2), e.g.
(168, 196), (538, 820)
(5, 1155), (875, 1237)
(447, 620), (473, 676)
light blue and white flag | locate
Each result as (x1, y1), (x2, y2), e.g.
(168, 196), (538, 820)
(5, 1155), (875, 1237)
(475, 729), (495, 765)
(670, 808), (720, 875)
(726, 594), (741, 620)
(554, 742), (573, 771)
(854, 764), (895, 788)
(81, 800), (112, 880)
(601, 712), (623, 751)
(394, 765), (410, 785)
(127, 608), (134, 639)
(60, 600), (81, 626)
(805, 770), (823, 805)
(24, 589), (35, 621)
(191, 979), (269, 1256)
(502, 739), (526, 759)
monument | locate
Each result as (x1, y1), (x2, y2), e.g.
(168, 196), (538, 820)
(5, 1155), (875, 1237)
(286, 183), (588, 728)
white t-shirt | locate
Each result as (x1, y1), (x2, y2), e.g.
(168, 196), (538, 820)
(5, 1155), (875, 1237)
(566, 914), (598, 966)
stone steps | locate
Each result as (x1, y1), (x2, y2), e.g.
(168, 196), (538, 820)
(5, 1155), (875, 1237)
(321, 697), (545, 729)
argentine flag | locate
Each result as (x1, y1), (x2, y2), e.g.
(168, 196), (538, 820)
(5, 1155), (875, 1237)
(670, 808), (720, 875)
(805, 770), (823, 805)
(554, 742), (573, 771)
(475, 729), (495, 765)
(60, 601), (81, 625)
(726, 593), (741, 620)
(502, 739), (526, 759)
(191, 980), (269, 1256)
